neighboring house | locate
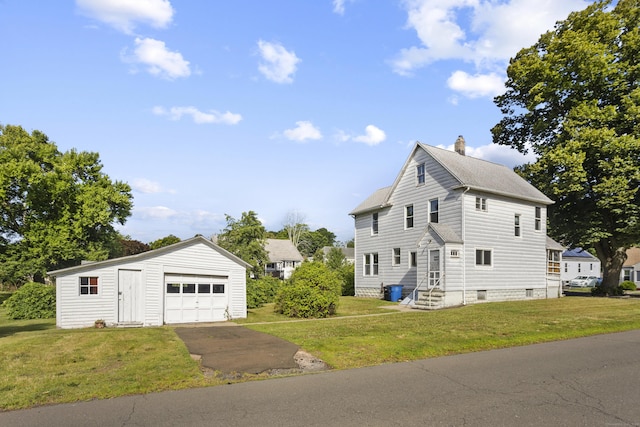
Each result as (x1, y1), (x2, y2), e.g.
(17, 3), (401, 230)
(321, 246), (355, 264)
(48, 236), (250, 329)
(349, 138), (561, 309)
(621, 247), (640, 286)
(265, 239), (303, 279)
(561, 247), (601, 284)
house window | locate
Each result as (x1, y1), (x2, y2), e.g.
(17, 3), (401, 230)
(564, 263), (568, 273)
(429, 199), (439, 223)
(578, 263), (581, 273)
(526, 289), (533, 298)
(405, 205), (414, 229)
(393, 248), (401, 265)
(514, 214), (521, 237)
(416, 163), (425, 185)
(547, 250), (560, 274)
(475, 249), (492, 266)
(372, 212), (379, 235)
(477, 290), (487, 300)
(475, 197), (487, 211)
(450, 249), (460, 258)
(623, 268), (632, 281)
(535, 207), (542, 231)
(410, 251), (417, 268)
(79, 277), (99, 295)
(364, 253), (378, 276)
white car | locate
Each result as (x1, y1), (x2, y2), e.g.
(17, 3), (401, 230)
(568, 276), (599, 288)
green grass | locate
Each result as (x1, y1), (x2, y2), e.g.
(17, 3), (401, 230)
(1, 296), (640, 411)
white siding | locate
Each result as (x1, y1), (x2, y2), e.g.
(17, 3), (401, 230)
(54, 239), (247, 329)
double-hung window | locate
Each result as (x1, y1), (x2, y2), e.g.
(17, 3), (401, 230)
(429, 199), (439, 223)
(535, 207), (542, 231)
(405, 205), (414, 229)
(416, 163), (425, 185)
(372, 212), (379, 235)
(475, 197), (487, 211)
(393, 248), (401, 265)
(80, 276), (99, 295)
(364, 253), (379, 276)
(514, 214), (521, 237)
(475, 249), (492, 266)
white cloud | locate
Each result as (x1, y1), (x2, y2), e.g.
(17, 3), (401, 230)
(131, 178), (176, 194)
(153, 106), (242, 125)
(392, 0), (590, 98)
(353, 125), (387, 146)
(336, 125), (387, 146)
(332, 0), (355, 15)
(76, 0), (174, 34)
(438, 140), (537, 168)
(122, 37), (190, 80)
(135, 206), (178, 220)
(446, 70), (504, 98)
(257, 40), (300, 84)
(283, 121), (322, 142)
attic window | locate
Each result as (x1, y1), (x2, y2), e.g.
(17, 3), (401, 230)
(416, 163), (425, 185)
(450, 250), (460, 258)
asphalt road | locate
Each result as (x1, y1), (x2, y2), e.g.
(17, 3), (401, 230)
(2, 330), (639, 426)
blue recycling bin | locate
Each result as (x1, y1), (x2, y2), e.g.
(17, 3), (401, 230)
(388, 285), (403, 302)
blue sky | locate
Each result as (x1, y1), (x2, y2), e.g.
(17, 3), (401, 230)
(0, 0), (592, 244)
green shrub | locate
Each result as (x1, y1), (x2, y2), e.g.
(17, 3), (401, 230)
(338, 263), (355, 296)
(619, 281), (637, 291)
(246, 276), (281, 309)
(591, 284), (625, 297)
(3, 282), (56, 319)
(274, 262), (341, 318)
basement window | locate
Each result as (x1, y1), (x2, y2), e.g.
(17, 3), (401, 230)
(477, 290), (487, 301)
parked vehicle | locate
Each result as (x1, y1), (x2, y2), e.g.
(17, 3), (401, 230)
(568, 276), (600, 288)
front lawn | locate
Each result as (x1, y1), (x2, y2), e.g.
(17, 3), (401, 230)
(1, 296), (640, 410)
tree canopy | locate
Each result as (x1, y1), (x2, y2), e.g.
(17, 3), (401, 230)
(492, 0), (640, 290)
(216, 211), (268, 278)
(0, 125), (133, 284)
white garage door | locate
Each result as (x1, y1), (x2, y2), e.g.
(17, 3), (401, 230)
(164, 274), (229, 323)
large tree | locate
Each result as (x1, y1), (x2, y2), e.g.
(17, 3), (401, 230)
(216, 211), (268, 278)
(0, 125), (133, 284)
(492, 0), (640, 292)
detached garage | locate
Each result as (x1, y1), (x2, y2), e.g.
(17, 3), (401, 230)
(48, 236), (250, 329)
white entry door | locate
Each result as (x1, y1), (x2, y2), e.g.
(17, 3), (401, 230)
(429, 250), (441, 288)
(118, 269), (142, 323)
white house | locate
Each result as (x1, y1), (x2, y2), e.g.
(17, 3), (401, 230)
(48, 236), (250, 329)
(621, 247), (640, 286)
(561, 247), (601, 284)
(264, 239), (303, 279)
(350, 138), (562, 309)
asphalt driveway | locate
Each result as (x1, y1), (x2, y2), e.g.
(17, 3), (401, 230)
(174, 324), (300, 374)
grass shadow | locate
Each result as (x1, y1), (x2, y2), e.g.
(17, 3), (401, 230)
(0, 321), (56, 338)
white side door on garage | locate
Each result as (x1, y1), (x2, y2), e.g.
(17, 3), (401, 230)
(164, 274), (229, 323)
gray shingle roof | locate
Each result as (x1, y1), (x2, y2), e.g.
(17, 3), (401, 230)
(421, 144), (553, 204)
(350, 142), (552, 216)
(429, 223), (463, 244)
(265, 239), (303, 262)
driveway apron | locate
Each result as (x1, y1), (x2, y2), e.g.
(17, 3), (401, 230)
(174, 325), (299, 374)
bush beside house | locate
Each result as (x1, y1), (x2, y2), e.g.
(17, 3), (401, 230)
(3, 282), (55, 319)
(274, 262), (341, 318)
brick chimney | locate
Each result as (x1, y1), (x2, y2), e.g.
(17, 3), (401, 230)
(454, 135), (465, 155)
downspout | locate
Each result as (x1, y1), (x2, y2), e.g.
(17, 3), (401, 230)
(461, 187), (470, 305)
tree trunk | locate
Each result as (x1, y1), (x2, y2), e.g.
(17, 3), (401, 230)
(594, 240), (627, 291)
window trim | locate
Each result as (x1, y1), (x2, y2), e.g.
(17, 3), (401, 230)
(371, 212), (379, 236)
(364, 253), (379, 276)
(392, 248), (401, 266)
(475, 249), (492, 267)
(416, 163), (426, 185)
(514, 214), (521, 237)
(535, 206), (542, 231)
(475, 197), (487, 212)
(405, 205), (414, 229)
(429, 198), (439, 223)
(79, 276), (99, 295)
